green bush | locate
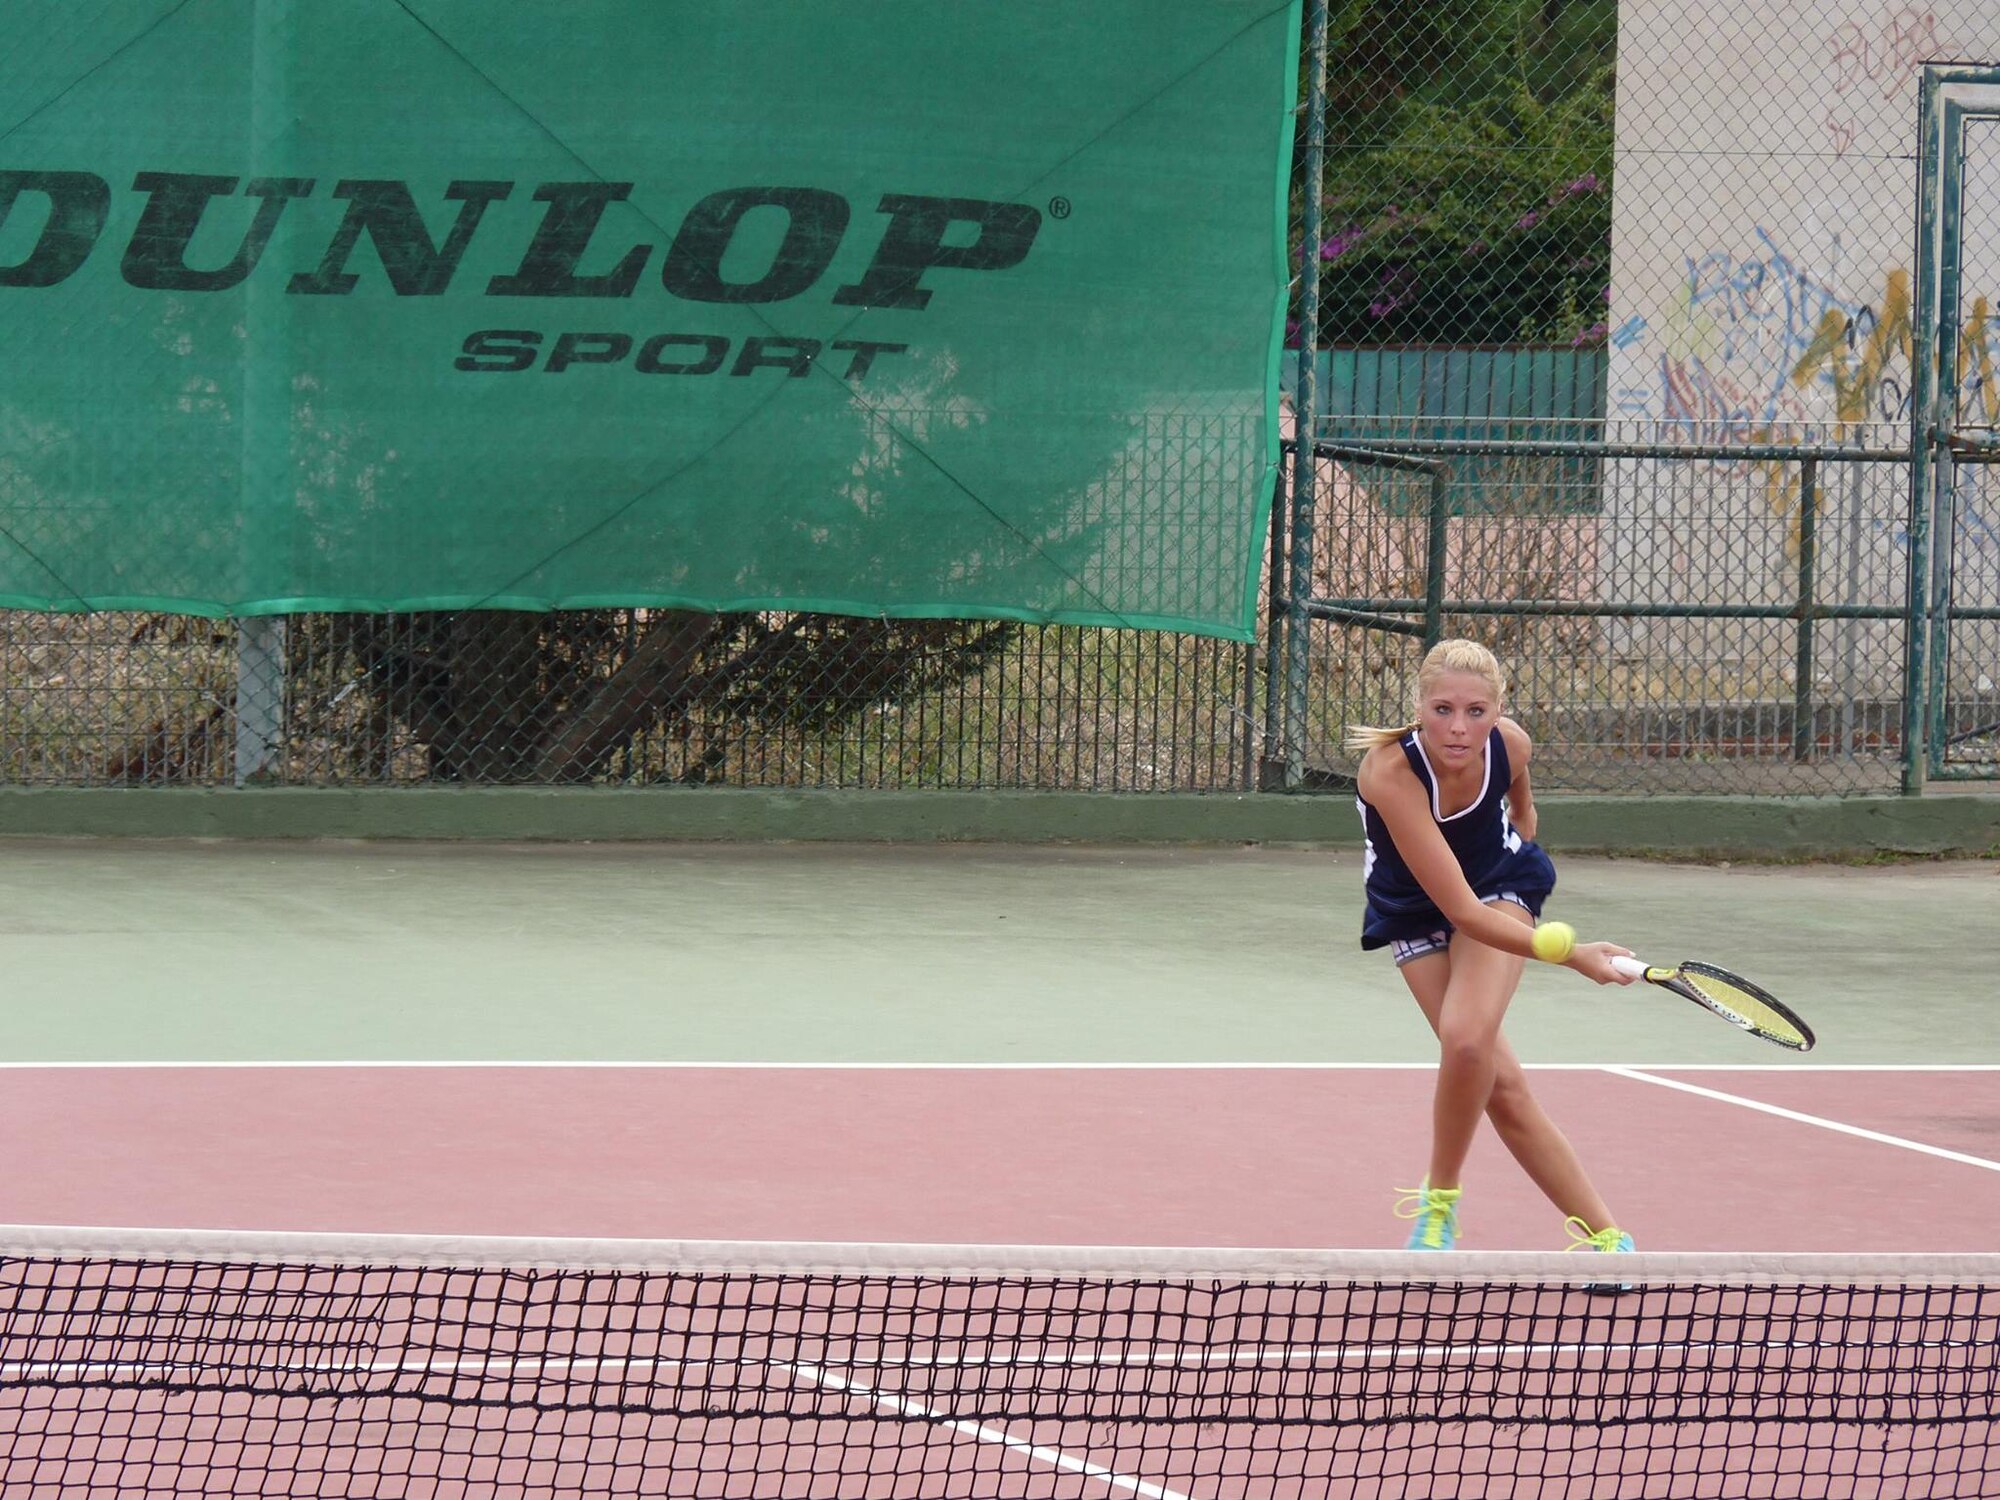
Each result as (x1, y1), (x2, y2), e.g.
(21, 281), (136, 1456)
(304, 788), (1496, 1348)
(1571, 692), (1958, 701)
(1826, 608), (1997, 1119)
(1296, 0), (1614, 347)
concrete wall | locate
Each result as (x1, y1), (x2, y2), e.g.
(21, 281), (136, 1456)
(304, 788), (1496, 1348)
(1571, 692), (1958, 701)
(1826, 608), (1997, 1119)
(0, 786), (1995, 858)
(1608, 2), (2000, 706)
(1611, 1), (2000, 440)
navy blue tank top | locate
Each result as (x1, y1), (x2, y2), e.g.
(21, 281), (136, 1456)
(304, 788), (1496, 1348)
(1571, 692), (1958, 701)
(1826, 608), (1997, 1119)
(1356, 726), (1556, 947)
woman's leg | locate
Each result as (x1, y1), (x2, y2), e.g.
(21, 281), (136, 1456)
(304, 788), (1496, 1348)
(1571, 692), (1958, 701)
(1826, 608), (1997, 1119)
(1399, 907), (1620, 1228)
(1419, 909), (1524, 1190)
(1482, 1047), (1619, 1230)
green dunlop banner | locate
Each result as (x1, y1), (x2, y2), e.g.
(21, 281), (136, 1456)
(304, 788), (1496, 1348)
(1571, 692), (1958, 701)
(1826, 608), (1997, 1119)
(0, 1), (1299, 638)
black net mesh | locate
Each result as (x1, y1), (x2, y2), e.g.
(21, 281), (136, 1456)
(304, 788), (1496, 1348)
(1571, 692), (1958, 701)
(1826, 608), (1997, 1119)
(0, 1238), (1996, 1497)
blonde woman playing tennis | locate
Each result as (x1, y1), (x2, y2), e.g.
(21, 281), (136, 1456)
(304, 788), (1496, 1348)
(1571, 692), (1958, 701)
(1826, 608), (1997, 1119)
(1349, 639), (1637, 1256)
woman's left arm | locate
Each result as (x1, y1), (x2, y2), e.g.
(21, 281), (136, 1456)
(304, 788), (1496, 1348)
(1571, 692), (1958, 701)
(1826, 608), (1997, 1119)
(1501, 717), (1537, 840)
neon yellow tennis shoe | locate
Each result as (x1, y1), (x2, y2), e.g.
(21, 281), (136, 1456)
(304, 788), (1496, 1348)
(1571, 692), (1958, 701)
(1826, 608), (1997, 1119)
(1564, 1215), (1635, 1293)
(1564, 1216), (1635, 1254)
(1395, 1182), (1462, 1250)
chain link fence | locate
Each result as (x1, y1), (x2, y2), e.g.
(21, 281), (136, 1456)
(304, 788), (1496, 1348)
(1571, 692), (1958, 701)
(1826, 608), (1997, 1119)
(1285, 438), (1922, 793)
(0, 610), (1261, 790)
(1281, 0), (1999, 797)
(3, 3), (1996, 794)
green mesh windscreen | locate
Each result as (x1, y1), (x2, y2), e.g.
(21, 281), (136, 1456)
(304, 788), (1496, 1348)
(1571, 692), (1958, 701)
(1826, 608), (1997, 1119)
(0, 0), (1299, 639)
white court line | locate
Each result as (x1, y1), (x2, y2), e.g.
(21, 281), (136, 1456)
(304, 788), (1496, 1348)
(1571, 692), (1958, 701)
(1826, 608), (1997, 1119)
(1609, 1067), (2000, 1173)
(38, 1334), (1838, 1500)
(0, 1060), (1995, 1071)
(783, 1360), (1190, 1500)
(0, 1353), (1173, 1500)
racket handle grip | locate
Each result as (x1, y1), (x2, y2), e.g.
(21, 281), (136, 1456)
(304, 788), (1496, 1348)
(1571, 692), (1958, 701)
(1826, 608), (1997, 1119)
(1610, 956), (1647, 979)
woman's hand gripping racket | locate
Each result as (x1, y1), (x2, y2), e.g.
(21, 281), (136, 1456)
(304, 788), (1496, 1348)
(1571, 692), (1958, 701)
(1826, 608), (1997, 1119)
(1609, 956), (1816, 1052)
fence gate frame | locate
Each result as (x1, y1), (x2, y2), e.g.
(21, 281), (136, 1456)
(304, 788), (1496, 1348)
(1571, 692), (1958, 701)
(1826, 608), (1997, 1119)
(1910, 63), (2000, 789)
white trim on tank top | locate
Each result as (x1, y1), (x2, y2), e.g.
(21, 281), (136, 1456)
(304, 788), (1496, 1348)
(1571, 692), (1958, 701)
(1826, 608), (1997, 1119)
(1408, 728), (1491, 823)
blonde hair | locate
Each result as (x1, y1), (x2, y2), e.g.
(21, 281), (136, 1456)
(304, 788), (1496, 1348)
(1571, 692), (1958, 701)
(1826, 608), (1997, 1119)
(1343, 638), (1508, 755)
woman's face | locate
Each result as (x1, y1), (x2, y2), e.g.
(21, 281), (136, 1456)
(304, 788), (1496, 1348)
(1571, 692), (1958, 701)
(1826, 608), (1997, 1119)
(1417, 669), (1499, 769)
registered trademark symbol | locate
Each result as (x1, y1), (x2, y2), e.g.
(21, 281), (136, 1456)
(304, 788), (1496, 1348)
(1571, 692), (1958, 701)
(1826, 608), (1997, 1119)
(1048, 197), (1071, 220)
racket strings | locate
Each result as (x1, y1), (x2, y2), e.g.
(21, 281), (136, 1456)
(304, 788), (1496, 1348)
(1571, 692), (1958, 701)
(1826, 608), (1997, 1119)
(1684, 971), (1810, 1048)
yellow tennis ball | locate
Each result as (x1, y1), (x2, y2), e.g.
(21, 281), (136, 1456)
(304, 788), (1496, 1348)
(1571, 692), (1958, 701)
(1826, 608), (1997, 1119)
(1531, 921), (1576, 963)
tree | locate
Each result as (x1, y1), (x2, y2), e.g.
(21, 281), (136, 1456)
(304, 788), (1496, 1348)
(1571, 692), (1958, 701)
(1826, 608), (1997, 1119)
(1295, 0), (1614, 347)
(286, 611), (1016, 784)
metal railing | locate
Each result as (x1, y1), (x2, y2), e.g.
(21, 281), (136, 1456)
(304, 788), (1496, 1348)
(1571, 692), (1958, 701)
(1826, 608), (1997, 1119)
(10, 441), (1974, 797)
(1269, 434), (1971, 795)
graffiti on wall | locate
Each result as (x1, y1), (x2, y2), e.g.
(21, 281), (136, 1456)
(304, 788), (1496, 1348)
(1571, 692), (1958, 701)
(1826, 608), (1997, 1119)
(1652, 227), (1873, 441)
(1825, 6), (1955, 157)
(1644, 226), (2000, 550)
(1790, 272), (2000, 431)
(1656, 230), (1997, 439)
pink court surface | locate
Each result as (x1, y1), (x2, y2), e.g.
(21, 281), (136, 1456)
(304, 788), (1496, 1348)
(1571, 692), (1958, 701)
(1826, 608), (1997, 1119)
(3, 1062), (1999, 1250)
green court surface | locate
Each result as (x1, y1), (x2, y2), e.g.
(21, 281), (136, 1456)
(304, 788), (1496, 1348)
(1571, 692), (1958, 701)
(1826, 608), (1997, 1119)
(0, 839), (1991, 1066)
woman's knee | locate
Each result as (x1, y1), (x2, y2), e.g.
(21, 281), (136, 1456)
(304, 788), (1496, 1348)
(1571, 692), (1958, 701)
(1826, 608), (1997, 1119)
(1436, 1024), (1500, 1075)
(1484, 1066), (1534, 1128)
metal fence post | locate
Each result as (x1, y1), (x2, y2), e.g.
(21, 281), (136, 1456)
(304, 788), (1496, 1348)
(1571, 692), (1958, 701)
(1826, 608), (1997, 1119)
(1280, 0), (1328, 789)
(1792, 456), (1817, 761)
(1905, 72), (1943, 795)
(1257, 457), (1291, 789)
(235, 10), (289, 790)
(234, 616), (286, 786)
(1423, 466), (1450, 650)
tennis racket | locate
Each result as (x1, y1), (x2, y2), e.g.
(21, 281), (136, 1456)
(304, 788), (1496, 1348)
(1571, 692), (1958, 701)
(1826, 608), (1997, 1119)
(1610, 956), (1815, 1052)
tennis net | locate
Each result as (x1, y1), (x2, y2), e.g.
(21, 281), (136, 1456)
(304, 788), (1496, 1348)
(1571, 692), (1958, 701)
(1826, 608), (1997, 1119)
(0, 1227), (1994, 1498)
